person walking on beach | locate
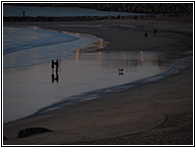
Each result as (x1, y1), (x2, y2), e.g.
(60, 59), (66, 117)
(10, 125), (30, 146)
(23, 10), (25, 17)
(153, 29), (157, 36)
(55, 59), (59, 72)
(51, 59), (59, 83)
(144, 31), (148, 38)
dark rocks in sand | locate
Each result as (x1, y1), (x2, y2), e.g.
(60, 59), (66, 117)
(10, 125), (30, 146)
(3, 136), (8, 140)
(17, 127), (53, 138)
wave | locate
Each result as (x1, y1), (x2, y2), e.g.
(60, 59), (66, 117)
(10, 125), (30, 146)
(3, 26), (80, 55)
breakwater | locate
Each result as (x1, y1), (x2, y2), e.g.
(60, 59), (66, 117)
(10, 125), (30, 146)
(3, 14), (186, 22)
(3, 15), (149, 22)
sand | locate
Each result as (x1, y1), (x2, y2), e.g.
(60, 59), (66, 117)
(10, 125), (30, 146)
(3, 16), (193, 145)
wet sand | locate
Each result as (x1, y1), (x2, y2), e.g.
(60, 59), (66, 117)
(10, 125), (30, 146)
(4, 51), (171, 123)
(3, 16), (193, 145)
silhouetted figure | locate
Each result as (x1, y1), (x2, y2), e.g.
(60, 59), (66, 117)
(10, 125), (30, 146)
(23, 10), (25, 17)
(55, 59), (59, 72)
(144, 31), (148, 38)
(51, 72), (55, 83)
(51, 59), (60, 83)
(55, 72), (59, 83)
(135, 16), (138, 21)
(51, 60), (55, 72)
(153, 29), (157, 36)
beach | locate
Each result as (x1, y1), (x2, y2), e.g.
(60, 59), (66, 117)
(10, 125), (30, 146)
(3, 16), (193, 145)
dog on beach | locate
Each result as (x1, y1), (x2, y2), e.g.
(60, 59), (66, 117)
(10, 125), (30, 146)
(119, 68), (124, 72)
(119, 68), (124, 75)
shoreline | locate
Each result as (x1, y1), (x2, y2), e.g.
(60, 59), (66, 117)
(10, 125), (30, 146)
(3, 25), (104, 56)
(3, 17), (191, 122)
(3, 16), (193, 145)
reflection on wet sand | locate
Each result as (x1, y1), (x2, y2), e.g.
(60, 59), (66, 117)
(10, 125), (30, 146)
(75, 49), (80, 61)
(113, 51), (168, 70)
(74, 50), (168, 69)
(52, 71), (59, 83)
(99, 39), (104, 49)
(4, 50), (170, 123)
(140, 51), (144, 65)
(73, 50), (170, 77)
(66, 50), (167, 78)
(75, 39), (106, 61)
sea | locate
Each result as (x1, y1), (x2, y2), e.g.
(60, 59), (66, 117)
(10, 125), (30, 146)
(3, 5), (142, 17)
(3, 5), (187, 123)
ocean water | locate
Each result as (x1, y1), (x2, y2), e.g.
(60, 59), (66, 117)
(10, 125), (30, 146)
(3, 26), (172, 123)
(3, 5), (142, 17)
(4, 26), (79, 55)
(3, 26), (102, 68)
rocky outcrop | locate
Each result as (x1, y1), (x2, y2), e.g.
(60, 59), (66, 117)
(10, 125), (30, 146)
(17, 127), (53, 138)
(96, 3), (193, 15)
